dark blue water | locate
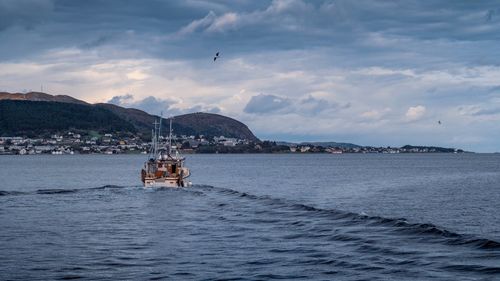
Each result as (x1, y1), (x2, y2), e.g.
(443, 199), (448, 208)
(1, 154), (499, 280)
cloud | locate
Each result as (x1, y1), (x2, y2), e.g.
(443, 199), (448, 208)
(244, 94), (291, 114)
(130, 96), (176, 115)
(354, 67), (416, 77)
(361, 108), (391, 120)
(182, 104), (221, 114)
(108, 95), (178, 115)
(176, 0), (500, 47)
(473, 108), (500, 116)
(297, 95), (349, 115)
(178, 10), (217, 35)
(405, 105), (426, 121)
(126, 70), (148, 80)
(458, 104), (500, 117)
(207, 12), (239, 32)
(243, 93), (347, 116)
(177, 0), (317, 35)
(298, 95), (330, 114)
(107, 94), (221, 116)
(108, 94), (133, 105)
(80, 35), (115, 50)
(0, 0), (54, 31)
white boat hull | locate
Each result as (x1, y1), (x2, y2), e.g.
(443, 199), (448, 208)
(144, 177), (191, 188)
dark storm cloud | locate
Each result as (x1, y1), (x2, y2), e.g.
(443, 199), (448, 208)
(2, 0), (500, 63)
(0, 0), (54, 31)
(175, 0), (500, 52)
(80, 35), (115, 50)
(0, 0), (231, 60)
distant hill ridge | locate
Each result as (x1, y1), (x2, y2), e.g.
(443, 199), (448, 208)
(277, 141), (361, 149)
(0, 92), (259, 141)
(0, 92), (88, 105)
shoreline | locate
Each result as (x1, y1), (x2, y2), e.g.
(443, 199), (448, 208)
(0, 151), (477, 156)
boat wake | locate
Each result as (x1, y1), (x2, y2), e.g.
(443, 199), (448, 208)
(196, 185), (500, 251)
(0, 185), (132, 196)
(2, 183), (499, 253)
(2, 183), (500, 278)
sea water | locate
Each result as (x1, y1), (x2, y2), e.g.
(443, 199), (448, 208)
(1, 154), (499, 280)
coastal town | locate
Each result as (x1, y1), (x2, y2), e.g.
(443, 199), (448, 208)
(0, 132), (465, 155)
(0, 132), (247, 155)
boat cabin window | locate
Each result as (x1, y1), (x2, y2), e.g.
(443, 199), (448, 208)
(147, 164), (156, 173)
(172, 164), (177, 174)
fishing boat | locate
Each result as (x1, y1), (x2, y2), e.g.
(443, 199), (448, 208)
(141, 116), (191, 188)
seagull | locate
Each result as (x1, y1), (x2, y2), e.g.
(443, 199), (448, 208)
(438, 120), (442, 125)
(213, 51), (220, 62)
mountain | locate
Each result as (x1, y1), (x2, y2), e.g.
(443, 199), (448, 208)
(95, 103), (157, 134)
(95, 103), (258, 141)
(0, 100), (136, 136)
(0, 92), (88, 105)
(172, 112), (258, 141)
(0, 92), (259, 141)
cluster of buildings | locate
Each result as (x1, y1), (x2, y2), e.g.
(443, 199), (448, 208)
(290, 145), (463, 154)
(0, 132), (463, 155)
(0, 132), (251, 155)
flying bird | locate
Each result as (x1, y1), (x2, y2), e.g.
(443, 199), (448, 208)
(213, 51), (220, 62)
(438, 120), (442, 125)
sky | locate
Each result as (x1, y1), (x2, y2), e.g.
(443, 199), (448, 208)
(1, 0), (500, 152)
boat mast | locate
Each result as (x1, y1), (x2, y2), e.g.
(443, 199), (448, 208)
(147, 114), (164, 160)
(149, 128), (154, 159)
(169, 117), (172, 156)
(152, 119), (159, 158)
(159, 112), (162, 145)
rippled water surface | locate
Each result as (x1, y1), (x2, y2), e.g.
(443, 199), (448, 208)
(1, 154), (499, 280)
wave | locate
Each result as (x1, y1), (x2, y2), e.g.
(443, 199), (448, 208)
(0, 190), (27, 196)
(198, 185), (500, 251)
(90, 185), (127, 190)
(37, 189), (80, 195)
(0, 184), (199, 198)
(0, 185), (129, 197)
(440, 264), (500, 274)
